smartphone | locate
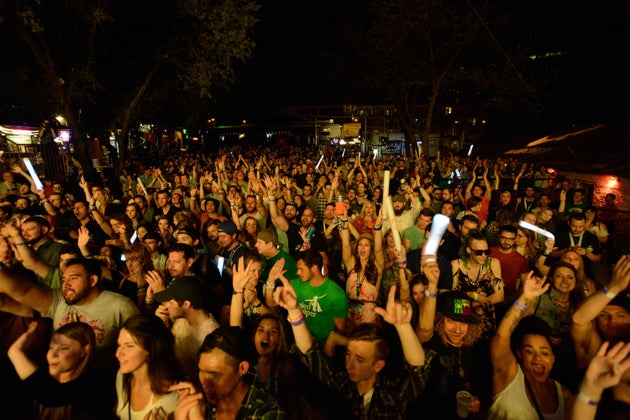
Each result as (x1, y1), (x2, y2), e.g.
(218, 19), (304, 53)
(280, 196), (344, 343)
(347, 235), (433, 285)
(216, 256), (225, 276)
(120, 254), (126, 262)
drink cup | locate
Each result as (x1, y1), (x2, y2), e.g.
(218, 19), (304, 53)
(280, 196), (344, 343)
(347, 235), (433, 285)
(456, 390), (474, 418)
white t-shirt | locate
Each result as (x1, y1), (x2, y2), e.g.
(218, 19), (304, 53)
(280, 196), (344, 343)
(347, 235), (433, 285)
(115, 371), (179, 420)
(45, 289), (139, 367)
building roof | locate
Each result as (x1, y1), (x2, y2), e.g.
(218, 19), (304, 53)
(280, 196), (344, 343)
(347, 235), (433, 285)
(500, 124), (630, 178)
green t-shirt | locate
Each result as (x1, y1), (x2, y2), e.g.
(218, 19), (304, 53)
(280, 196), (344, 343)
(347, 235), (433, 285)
(291, 278), (348, 345)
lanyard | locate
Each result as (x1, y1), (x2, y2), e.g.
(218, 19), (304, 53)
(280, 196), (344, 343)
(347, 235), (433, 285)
(569, 232), (583, 247)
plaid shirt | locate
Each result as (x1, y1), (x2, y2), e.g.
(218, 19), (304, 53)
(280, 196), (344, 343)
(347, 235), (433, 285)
(293, 342), (431, 419)
(206, 383), (285, 419)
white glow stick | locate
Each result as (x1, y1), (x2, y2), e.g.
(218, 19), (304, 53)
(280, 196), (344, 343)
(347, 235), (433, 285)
(23, 158), (43, 190)
(467, 144), (474, 156)
(315, 154), (325, 170)
(357, 152), (361, 161)
(423, 214), (450, 256)
(518, 220), (555, 240)
(383, 195), (402, 252)
(342, 149), (346, 158)
(382, 170), (391, 218)
(137, 177), (148, 195)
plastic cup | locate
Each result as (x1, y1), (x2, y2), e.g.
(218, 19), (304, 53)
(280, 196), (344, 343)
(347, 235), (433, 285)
(456, 390), (474, 418)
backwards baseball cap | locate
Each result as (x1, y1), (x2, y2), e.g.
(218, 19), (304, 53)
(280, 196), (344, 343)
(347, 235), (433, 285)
(285, 201), (297, 208)
(154, 276), (204, 306)
(609, 291), (630, 313)
(437, 291), (480, 324)
(218, 220), (238, 235)
(175, 228), (200, 241)
(392, 194), (406, 202)
(201, 326), (251, 362)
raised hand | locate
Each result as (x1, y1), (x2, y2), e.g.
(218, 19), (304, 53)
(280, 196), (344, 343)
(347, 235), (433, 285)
(581, 341), (630, 394)
(232, 256), (254, 292)
(609, 254), (630, 294)
(273, 275), (299, 311)
(375, 286), (412, 326)
(522, 271), (549, 298)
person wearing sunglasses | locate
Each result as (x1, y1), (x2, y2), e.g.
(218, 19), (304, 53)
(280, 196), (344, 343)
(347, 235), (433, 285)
(451, 230), (504, 339)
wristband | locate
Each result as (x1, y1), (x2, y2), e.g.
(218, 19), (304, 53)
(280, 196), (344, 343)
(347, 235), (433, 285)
(373, 226), (382, 231)
(513, 300), (529, 311)
(145, 297), (154, 304)
(576, 392), (599, 406)
(472, 292), (479, 301)
(424, 289), (438, 298)
(288, 313), (305, 326)
(12, 242), (27, 246)
(233, 289), (244, 295)
(264, 281), (276, 289)
(268, 197), (276, 202)
(252, 301), (262, 308)
(601, 286), (617, 299)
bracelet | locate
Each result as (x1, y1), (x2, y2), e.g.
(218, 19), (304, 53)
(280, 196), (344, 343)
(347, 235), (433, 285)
(268, 197), (276, 202)
(145, 297), (154, 304)
(601, 286), (617, 299)
(264, 281), (276, 289)
(576, 392), (599, 406)
(373, 226), (382, 231)
(425, 290), (438, 298)
(12, 242), (27, 246)
(233, 289), (244, 295)
(252, 301), (262, 308)
(137, 287), (147, 296)
(288, 313), (305, 326)
(396, 260), (408, 268)
(513, 300), (529, 312)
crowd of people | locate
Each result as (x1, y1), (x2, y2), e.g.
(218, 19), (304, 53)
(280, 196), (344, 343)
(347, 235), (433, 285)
(0, 142), (628, 419)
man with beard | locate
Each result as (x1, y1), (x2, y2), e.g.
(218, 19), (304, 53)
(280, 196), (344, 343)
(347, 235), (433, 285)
(170, 326), (285, 418)
(490, 225), (530, 316)
(68, 200), (110, 248)
(236, 194), (267, 231)
(19, 215), (65, 267)
(0, 258), (138, 369)
(266, 177), (326, 259)
(381, 192), (422, 234)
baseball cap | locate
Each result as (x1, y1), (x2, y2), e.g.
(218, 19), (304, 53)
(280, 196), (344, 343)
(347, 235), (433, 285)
(609, 291), (630, 313)
(285, 201), (297, 208)
(175, 228), (200, 241)
(201, 326), (251, 362)
(154, 276), (204, 306)
(218, 220), (238, 235)
(437, 291), (480, 324)
(392, 194), (406, 202)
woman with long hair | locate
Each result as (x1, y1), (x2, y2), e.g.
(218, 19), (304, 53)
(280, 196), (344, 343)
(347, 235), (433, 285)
(584, 206), (609, 245)
(115, 314), (180, 419)
(536, 247), (597, 297)
(125, 203), (143, 232)
(515, 226), (540, 268)
(351, 200), (378, 236)
(451, 231), (504, 338)
(240, 216), (260, 250)
(8, 321), (117, 419)
(340, 212), (384, 330)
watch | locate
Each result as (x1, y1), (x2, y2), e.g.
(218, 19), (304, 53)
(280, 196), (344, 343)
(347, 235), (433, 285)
(424, 289), (438, 298)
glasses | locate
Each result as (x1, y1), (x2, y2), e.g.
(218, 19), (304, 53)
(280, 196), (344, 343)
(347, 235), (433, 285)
(471, 249), (491, 256)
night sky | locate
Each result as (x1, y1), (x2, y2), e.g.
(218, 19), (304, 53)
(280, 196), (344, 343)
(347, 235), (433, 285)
(233, 1), (629, 127)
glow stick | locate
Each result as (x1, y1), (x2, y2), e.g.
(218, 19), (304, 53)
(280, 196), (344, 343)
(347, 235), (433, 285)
(518, 220), (555, 240)
(383, 195), (402, 252)
(423, 214), (450, 256)
(357, 152), (361, 161)
(137, 177), (148, 195)
(467, 144), (474, 156)
(417, 144), (422, 158)
(315, 154), (325, 170)
(342, 149), (346, 158)
(382, 170), (391, 218)
(23, 158), (43, 190)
